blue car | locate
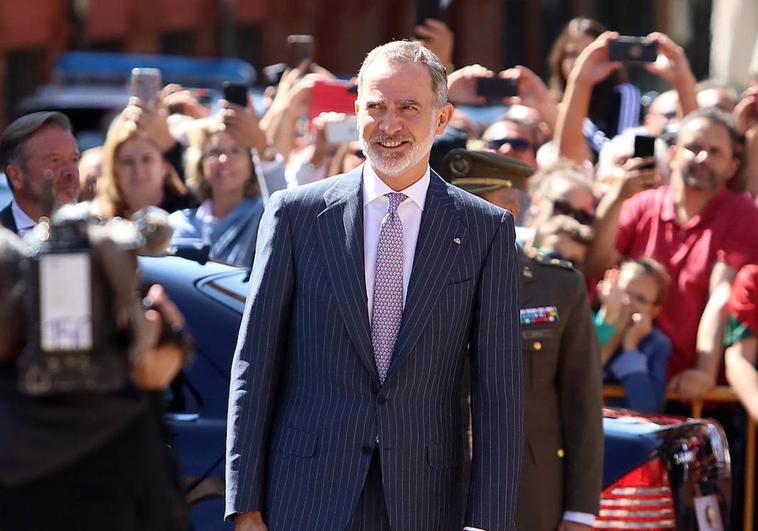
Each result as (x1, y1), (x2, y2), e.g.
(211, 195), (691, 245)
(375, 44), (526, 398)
(140, 256), (731, 530)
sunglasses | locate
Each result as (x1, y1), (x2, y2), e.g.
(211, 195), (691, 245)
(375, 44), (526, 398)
(486, 137), (533, 152)
(552, 199), (595, 226)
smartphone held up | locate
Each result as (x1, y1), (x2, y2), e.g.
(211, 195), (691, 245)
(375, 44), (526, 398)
(130, 68), (162, 109)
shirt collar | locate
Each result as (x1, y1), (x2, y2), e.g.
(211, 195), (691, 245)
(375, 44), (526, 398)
(362, 162), (430, 210)
(11, 200), (36, 232)
(660, 185), (731, 226)
(196, 199), (217, 224)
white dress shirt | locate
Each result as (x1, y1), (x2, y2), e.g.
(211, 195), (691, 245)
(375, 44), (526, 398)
(362, 163), (429, 322)
(11, 200), (36, 237)
(363, 165), (492, 531)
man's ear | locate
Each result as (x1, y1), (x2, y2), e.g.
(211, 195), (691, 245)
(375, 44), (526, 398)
(4, 164), (23, 191)
(725, 155), (740, 182)
(434, 103), (454, 135)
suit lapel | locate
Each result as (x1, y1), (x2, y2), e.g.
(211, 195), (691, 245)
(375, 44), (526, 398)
(0, 203), (18, 234)
(315, 168), (378, 384)
(386, 172), (466, 382)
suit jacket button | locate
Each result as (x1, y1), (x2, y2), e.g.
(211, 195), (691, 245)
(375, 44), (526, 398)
(378, 395), (387, 405)
(533, 341), (542, 351)
(362, 445), (373, 456)
(557, 448), (565, 458)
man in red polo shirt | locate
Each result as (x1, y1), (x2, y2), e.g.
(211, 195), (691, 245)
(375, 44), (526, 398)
(586, 108), (758, 400)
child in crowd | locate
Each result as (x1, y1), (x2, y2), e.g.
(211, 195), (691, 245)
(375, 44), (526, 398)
(596, 257), (672, 412)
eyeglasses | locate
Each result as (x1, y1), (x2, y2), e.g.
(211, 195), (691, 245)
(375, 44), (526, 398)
(551, 199), (595, 226)
(486, 137), (533, 152)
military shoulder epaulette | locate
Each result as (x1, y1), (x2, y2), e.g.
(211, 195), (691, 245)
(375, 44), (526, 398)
(527, 248), (576, 270)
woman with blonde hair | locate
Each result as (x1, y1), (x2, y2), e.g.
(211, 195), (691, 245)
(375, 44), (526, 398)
(94, 116), (190, 220)
(168, 118), (264, 267)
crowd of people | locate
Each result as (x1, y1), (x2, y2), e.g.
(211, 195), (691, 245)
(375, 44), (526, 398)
(1, 13), (758, 531)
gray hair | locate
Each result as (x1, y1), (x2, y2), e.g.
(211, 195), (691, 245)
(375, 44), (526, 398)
(0, 111), (72, 173)
(357, 40), (448, 108)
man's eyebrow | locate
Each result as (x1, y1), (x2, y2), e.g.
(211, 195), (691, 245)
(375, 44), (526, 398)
(398, 99), (421, 107)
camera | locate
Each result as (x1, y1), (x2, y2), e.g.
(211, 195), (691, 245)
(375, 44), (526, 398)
(14, 205), (178, 395)
(608, 37), (658, 63)
(476, 77), (518, 101)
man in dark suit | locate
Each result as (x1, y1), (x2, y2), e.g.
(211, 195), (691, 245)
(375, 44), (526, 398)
(441, 149), (604, 531)
(226, 41), (523, 531)
(0, 111), (80, 235)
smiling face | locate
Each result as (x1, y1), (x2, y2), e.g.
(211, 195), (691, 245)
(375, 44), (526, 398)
(356, 59), (452, 188)
(7, 126), (80, 215)
(672, 117), (738, 193)
(201, 131), (252, 200)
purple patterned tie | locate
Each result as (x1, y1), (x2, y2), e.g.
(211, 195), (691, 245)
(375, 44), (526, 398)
(371, 192), (407, 385)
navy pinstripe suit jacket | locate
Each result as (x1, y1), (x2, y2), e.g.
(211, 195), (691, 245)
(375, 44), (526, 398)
(225, 166), (523, 531)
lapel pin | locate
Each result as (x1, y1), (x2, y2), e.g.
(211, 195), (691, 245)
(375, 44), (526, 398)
(453, 237), (461, 245)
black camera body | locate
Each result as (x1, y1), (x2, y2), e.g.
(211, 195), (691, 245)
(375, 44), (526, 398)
(609, 36), (658, 63)
(17, 215), (136, 395)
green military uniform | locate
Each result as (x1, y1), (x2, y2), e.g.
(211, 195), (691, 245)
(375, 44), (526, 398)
(441, 149), (604, 530)
(517, 248), (603, 530)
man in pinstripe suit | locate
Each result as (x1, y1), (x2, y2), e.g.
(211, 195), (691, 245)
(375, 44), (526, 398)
(226, 41), (523, 531)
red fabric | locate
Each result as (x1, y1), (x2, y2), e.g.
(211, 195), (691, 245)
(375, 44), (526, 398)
(616, 186), (758, 380)
(728, 264), (758, 335)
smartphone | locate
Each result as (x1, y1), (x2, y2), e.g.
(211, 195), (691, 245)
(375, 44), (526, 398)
(287, 34), (314, 67)
(222, 81), (249, 107)
(310, 80), (358, 120)
(609, 36), (658, 63)
(325, 116), (359, 145)
(476, 77), (518, 101)
(634, 134), (657, 170)
(130, 68), (162, 108)
(633, 134), (656, 158)
(416, 0), (451, 26)
(262, 63), (288, 86)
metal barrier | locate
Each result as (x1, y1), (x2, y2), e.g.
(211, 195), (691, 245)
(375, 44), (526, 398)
(603, 385), (755, 531)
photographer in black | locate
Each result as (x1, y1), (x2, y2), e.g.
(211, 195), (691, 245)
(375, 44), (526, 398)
(0, 213), (190, 530)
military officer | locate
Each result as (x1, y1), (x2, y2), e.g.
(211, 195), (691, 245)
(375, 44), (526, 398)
(441, 149), (604, 531)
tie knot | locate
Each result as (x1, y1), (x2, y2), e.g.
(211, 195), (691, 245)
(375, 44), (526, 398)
(386, 192), (407, 214)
